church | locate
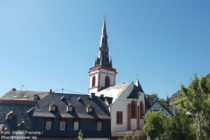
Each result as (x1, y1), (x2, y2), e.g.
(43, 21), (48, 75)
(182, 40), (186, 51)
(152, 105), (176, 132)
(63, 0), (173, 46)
(88, 19), (146, 136)
(0, 19), (147, 140)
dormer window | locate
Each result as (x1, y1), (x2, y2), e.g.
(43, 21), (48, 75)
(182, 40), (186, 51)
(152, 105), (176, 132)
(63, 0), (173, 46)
(87, 105), (93, 113)
(66, 104), (73, 112)
(6, 111), (15, 120)
(49, 104), (57, 112)
(33, 94), (40, 100)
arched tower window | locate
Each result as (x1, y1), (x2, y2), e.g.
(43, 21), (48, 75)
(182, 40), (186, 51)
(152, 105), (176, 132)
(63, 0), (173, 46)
(92, 76), (96, 87)
(105, 76), (110, 87)
(140, 101), (144, 119)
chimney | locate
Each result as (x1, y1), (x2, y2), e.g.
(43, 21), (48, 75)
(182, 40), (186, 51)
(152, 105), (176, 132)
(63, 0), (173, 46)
(12, 88), (16, 91)
(50, 89), (53, 93)
(100, 94), (104, 99)
(90, 93), (95, 99)
(33, 95), (40, 100)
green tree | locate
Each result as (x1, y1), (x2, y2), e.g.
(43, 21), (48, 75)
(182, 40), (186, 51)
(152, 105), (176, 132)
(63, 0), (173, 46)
(181, 74), (210, 140)
(143, 111), (165, 140)
(77, 130), (84, 140)
(117, 136), (131, 140)
(161, 112), (195, 140)
(147, 94), (158, 99)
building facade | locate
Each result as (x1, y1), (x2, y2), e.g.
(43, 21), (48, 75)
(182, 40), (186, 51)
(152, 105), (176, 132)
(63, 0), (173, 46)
(0, 92), (111, 140)
(0, 19), (148, 139)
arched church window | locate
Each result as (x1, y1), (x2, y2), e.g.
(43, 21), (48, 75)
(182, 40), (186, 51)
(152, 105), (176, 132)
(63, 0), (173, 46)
(105, 76), (110, 87)
(92, 76), (96, 87)
(131, 101), (136, 118)
(140, 101), (144, 119)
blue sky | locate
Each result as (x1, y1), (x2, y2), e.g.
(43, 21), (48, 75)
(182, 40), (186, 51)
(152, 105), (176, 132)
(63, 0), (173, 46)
(0, 0), (209, 98)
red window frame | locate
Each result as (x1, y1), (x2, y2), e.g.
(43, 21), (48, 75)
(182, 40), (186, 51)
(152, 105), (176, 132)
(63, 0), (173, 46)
(140, 101), (144, 119)
(116, 111), (123, 124)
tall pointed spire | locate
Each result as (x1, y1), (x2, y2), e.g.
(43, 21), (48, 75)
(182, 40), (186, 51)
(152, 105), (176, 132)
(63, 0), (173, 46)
(95, 18), (112, 68)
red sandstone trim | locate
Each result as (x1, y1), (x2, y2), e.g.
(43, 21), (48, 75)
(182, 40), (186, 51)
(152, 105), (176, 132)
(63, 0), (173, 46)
(89, 65), (116, 73)
(127, 103), (131, 130)
(137, 106), (140, 129)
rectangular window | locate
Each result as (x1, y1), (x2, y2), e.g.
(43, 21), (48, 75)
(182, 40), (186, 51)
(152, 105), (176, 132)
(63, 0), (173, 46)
(116, 111), (123, 124)
(45, 119), (52, 130)
(74, 121), (79, 131)
(131, 103), (136, 118)
(97, 121), (102, 131)
(59, 121), (66, 131)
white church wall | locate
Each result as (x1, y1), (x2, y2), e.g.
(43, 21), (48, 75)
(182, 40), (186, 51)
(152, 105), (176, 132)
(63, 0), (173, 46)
(111, 98), (128, 132)
(131, 119), (137, 130)
(89, 70), (100, 94)
(89, 68), (116, 94)
(110, 82), (145, 132)
(98, 69), (116, 87)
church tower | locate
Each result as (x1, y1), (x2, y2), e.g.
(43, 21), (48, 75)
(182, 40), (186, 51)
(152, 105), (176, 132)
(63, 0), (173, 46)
(88, 19), (117, 94)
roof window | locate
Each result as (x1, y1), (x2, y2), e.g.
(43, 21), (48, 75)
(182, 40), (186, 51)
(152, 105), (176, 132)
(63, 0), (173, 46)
(6, 111), (15, 120)
(66, 104), (74, 112)
(87, 105), (93, 113)
(49, 104), (57, 112)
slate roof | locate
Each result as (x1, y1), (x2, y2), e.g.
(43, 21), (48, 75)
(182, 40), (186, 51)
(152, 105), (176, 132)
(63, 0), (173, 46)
(33, 93), (110, 119)
(145, 98), (173, 115)
(95, 19), (112, 68)
(0, 100), (34, 130)
(144, 95), (152, 110)
(127, 81), (144, 99)
(96, 82), (132, 104)
(157, 101), (173, 115)
(1, 89), (50, 100)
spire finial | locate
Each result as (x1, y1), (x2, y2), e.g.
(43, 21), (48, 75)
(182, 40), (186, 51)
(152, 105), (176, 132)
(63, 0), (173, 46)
(104, 15), (106, 23)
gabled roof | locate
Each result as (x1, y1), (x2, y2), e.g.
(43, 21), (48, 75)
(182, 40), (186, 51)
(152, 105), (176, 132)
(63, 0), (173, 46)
(127, 81), (144, 99)
(127, 85), (139, 99)
(157, 101), (173, 115)
(33, 93), (110, 119)
(135, 80), (144, 93)
(145, 98), (173, 115)
(1, 89), (49, 100)
(95, 82), (132, 104)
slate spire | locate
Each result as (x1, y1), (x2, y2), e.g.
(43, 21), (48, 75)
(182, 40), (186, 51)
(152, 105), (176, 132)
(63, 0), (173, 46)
(95, 18), (112, 68)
